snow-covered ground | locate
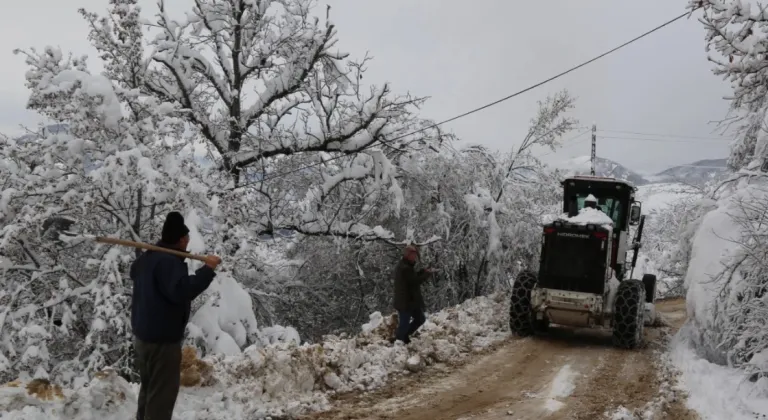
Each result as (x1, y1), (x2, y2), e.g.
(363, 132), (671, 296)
(0, 295), (510, 419)
(543, 364), (578, 412)
(672, 324), (768, 419)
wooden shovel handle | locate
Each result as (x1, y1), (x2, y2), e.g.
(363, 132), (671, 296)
(94, 237), (208, 262)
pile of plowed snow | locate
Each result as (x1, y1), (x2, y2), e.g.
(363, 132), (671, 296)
(0, 294), (509, 419)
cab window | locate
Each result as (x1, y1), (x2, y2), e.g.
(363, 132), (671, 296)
(574, 194), (624, 229)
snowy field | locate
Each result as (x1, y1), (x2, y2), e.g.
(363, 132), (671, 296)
(0, 295), (510, 419)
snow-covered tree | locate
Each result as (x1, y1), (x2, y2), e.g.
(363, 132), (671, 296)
(689, 0), (768, 170)
(459, 90), (576, 289)
(706, 188), (768, 370)
(676, 1), (768, 376)
(0, 0), (436, 383)
(670, 178), (768, 372)
(638, 192), (704, 298)
(279, 92), (575, 339)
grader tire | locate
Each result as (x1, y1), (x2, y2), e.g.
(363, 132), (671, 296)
(509, 271), (538, 337)
(612, 279), (646, 349)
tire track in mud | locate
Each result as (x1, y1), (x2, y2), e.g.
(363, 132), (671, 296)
(306, 299), (697, 420)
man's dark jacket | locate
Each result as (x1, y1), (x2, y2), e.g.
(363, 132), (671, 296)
(130, 243), (215, 343)
(392, 259), (430, 311)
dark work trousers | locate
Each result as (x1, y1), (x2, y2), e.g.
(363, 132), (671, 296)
(134, 337), (182, 420)
(396, 309), (426, 344)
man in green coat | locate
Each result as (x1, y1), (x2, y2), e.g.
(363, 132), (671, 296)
(392, 245), (434, 344)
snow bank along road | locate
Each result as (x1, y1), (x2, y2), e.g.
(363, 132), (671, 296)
(307, 299), (696, 420)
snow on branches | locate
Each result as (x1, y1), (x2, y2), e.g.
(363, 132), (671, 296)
(74, 0), (430, 240)
(684, 0), (768, 374)
(676, 178), (768, 372)
(689, 0), (768, 170)
(0, 0), (435, 384)
(411, 90), (575, 293)
(281, 93), (575, 337)
(463, 90), (576, 280)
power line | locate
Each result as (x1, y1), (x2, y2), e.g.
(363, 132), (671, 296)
(539, 129), (724, 158)
(230, 9), (697, 190)
(597, 128), (730, 141)
(537, 130), (591, 158)
(598, 135), (729, 144)
(420, 11), (696, 130)
(566, 137), (592, 149)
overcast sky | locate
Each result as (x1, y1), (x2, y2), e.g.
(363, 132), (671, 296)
(0, 0), (732, 174)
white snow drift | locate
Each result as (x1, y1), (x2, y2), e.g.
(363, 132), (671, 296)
(0, 294), (510, 419)
(671, 324), (768, 420)
(681, 173), (767, 367)
(670, 170), (768, 418)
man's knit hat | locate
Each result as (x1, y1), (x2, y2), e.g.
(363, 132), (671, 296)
(161, 211), (190, 244)
(404, 245), (420, 256)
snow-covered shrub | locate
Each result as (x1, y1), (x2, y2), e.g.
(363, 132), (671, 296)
(636, 190), (706, 298)
(187, 272), (260, 356)
(0, 0), (435, 384)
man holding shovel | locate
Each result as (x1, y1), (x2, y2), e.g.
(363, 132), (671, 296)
(392, 245), (435, 344)
(130, 211), (221, 420)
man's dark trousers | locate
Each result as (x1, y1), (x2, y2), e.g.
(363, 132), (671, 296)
(396, 309), (426, 344)
(134, 337), (182, 420)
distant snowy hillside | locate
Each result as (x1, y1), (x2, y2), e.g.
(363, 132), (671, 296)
(635, 183), (701, 214)
(552, 155), (729, 189)
(555, 156), (649, 186)
(649, 158), (729, 187)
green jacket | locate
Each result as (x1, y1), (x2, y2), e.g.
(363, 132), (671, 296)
(392, 259), (430, 311)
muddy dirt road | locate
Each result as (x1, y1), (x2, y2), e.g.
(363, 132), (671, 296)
(308, 299), (696, 420)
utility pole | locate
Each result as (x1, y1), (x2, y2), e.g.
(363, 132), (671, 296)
(590, 123), (597, 176)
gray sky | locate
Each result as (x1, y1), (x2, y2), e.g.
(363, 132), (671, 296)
(0, 0), (732, 174)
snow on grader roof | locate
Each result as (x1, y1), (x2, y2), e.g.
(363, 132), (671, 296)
(558, 207), (614, 228)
